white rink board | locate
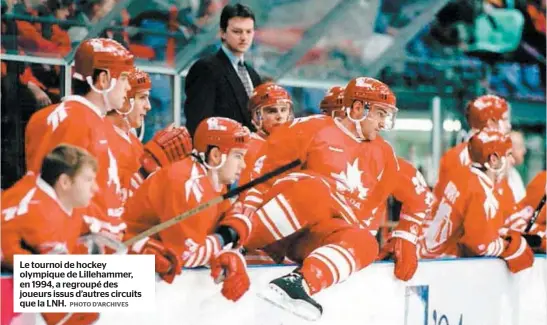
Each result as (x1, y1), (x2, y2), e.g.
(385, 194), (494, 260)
(28, 255), (547, 325)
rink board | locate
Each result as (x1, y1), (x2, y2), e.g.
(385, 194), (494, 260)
(4, 255), (546, 325)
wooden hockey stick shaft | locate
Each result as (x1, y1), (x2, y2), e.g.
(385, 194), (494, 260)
(524, 193), (546, 233)
(123, 159), (302, 247)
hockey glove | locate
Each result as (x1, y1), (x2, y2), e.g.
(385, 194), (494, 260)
(210, 249), (250, 302)
(140, 125), (192, 175)
(500, 230), (534, 273)
(378, 233), (418, 281)
(134, 238), (182, 283)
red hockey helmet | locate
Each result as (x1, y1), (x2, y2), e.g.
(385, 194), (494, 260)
(116, 68), (152, 114)
(248, 83), (293, 114)
(465, 95), (510, 130)
(343, 77), (398, 130)
(73, 38), (134, 81)
(320, 86), (344, 117)
(194, 117), (250, 155)
(127, 68), (152, 98)
(468, 129), (512, 167)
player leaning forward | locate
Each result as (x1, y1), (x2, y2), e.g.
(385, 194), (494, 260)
(216, 77), (402, 320)
(122, 117), (252, 292)
(420, 129), (534, 272)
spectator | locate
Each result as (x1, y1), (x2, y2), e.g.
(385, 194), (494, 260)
(184, 3), (261, 136)
(508, 130), (527, 201)
(68, 0), (113, 45)
(39, 0), (72, 55)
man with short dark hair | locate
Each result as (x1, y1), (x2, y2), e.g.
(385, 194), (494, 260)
(184, 3), (262, 136)
(1, 144), (100, 325)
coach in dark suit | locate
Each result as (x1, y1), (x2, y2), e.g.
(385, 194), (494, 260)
(184, 3), (261, 136)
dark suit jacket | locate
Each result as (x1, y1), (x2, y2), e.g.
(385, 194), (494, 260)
(184, 49), (262, 136)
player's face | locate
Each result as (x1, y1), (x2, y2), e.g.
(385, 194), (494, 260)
(127, 90), (151, 128)
(69, 166), (98, 208)
(259, 104), (291, 133)
(510, 133), (526, 166)
(496, 149), (513, 182)
(107, 72), (132, 111)
(360, 106), (395, 140)
(221, 17), (255, 55)
(219, 148), (247, 185)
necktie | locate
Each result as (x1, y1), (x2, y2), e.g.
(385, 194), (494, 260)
(237, 60), (253, 97)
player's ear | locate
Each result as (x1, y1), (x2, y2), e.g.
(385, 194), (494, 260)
(489, 153), (501, 167)
(56, 173), (73, 190)
(207, 147), (222, 167)
(349, 100), (364, 120)
(96, 71), (110, 90)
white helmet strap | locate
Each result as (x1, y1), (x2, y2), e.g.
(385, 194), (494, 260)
(345, 104), (368, 140)
(86, 75), (117, 112)
(484, 156), (507, 179)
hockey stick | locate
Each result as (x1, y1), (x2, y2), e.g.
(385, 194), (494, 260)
(123, 159), (302, 247)
(524, 193), (546, 233)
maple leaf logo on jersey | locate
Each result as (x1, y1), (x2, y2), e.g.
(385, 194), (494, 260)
(253, 155), (266, 175)
(46, 105), (68, 131)
(184, 164), (204, 203)
(331, 159), (368, 199)
(425, 192), (435, 209)
(107, 148), (121, 195)
(459, 146), (471, 166)
(412, 171), (428, 195)
(478, 177), (499, 220)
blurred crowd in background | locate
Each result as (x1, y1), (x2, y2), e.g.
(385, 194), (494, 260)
(1, 0), (545, 190)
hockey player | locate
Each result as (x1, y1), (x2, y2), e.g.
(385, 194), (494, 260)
(23, 38), (189, 240)
(105, 67), (150, 203)
(122, 117), (251, 298)
(420, 129), (534, 273)
(105, 68), (192, 204)
(319, 85), (344, 118)
(505, 170), (546, 252)
(239, 82), (293, 185)
(24, 38), (134, 239)
(376, 157), (434, 281)
(238, 82), (295, 265)
(319, 88), (433, 281)
(218, 77), (400, 320)
(2, 144), (100, 325)
(436, 94), (511, 198)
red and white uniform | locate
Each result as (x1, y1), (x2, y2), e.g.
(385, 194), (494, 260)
(239, 132), (266, 186)
(1, 177), (88, 267)
(122, 158), (231, 268)
(25, 96), (126, 237)
(420, 166), (506, 258)
(505, 171), (546, 236)
(387, 158), (434, 242)
(105, 120), (145, 204)
(436, 142), (470, 199)
(243, 115), (400, 229)
(225, 115), (396, 294)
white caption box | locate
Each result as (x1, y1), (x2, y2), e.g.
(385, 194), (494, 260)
(13, 254), (155, 313)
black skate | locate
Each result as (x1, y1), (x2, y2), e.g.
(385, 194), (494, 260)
(259, 272), (323, 321)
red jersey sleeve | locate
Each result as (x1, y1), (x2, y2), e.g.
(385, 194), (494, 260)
(243, 116), (328, 210)
(391, 158), (433, 243)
